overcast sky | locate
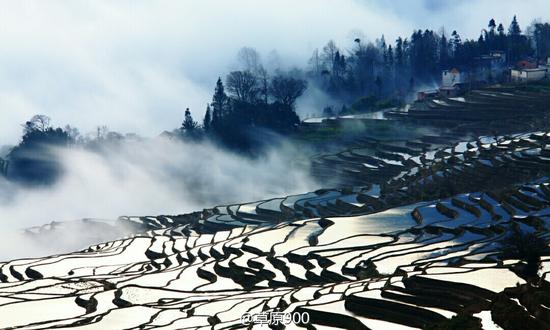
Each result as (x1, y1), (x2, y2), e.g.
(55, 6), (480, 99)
(1, 0), (549, 145)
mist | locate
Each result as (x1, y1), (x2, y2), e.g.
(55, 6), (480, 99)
(1, 137), (316, 224)
(0, 136), (316, 259)
(2, 0), (549, 145)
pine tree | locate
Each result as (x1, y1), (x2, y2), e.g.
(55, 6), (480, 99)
(488, 18), (496, 31)
(497, 23), (506, 51)
(395, 37), (404, 68)
(181, 108), (198, 131)
(387, 45), (394, 67)
(478, 34), (487, 54)
(203, 104), (212, 131)
(508, 15), (527, 63)
(451, 31), (461, 49)
(380, 35), (388, 64)
(487, 19), (496, 50)
(509, 15), (521, 36)
(497, 23), (505, 36)
(534, 23), (550, 60)
(211, 77), (228, 130)
(451, 30), (462, 62)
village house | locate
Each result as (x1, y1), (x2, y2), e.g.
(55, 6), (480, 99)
(440, 68), (479, 98)
(511, 58), (549, 82)
(511, 67), (547, 82)
(441, 68), (465, 87)
(442, 51), (507, 87)
(516, 59), (537, 70)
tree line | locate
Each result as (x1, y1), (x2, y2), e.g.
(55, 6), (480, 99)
(2, 65), (310, 185)
(178, 62), (307, 150)
(306, 16), (550, 102)
(1, 115), (139, 185)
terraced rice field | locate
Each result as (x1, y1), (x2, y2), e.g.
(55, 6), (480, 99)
(0, 184), (548, 328)
(2, 123), (550, 328)
(396, 85), (550, 124)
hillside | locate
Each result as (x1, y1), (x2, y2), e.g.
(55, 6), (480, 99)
(2, 105), (550, 328)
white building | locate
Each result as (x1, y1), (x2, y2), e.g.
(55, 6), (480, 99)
(511, 67), (547, 82)
(442, 68), (465, 87)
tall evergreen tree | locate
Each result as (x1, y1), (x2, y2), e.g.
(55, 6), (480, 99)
(387, 45), (394, 66)
(395, 37), (404, 68)
(409, 29), (439, 81)
(451, 31), (461, 51)
(488, 18), (496, 31)
(211, 77), (228, 130)
(487, 18), (497, 50)
(509, 15), (521, 36)
(386, 44), (395, 91)
(203, 104), (212, 131)
(478, 34), (488, 54)
(534, 23), (550, 60)
(181, 108), (198, 131)
(380, 35), (388, 64)
(507, 15), (532, 63)
(497, 23), (505, 35)
(497, 23), (506, 51)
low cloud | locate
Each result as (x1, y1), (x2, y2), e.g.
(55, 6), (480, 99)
(0, 136), (317, 259)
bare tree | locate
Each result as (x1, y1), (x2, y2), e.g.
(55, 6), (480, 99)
(269, 75), (307, 108)
(321, 40), (339, 72)
(226, 70), (259, 103)
(23, 114), (51, 133)
(237, 47), (262, 73)
(308, 48), (324, 75)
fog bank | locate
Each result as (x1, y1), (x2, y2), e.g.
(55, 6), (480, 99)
(0, 137), (316, 259)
